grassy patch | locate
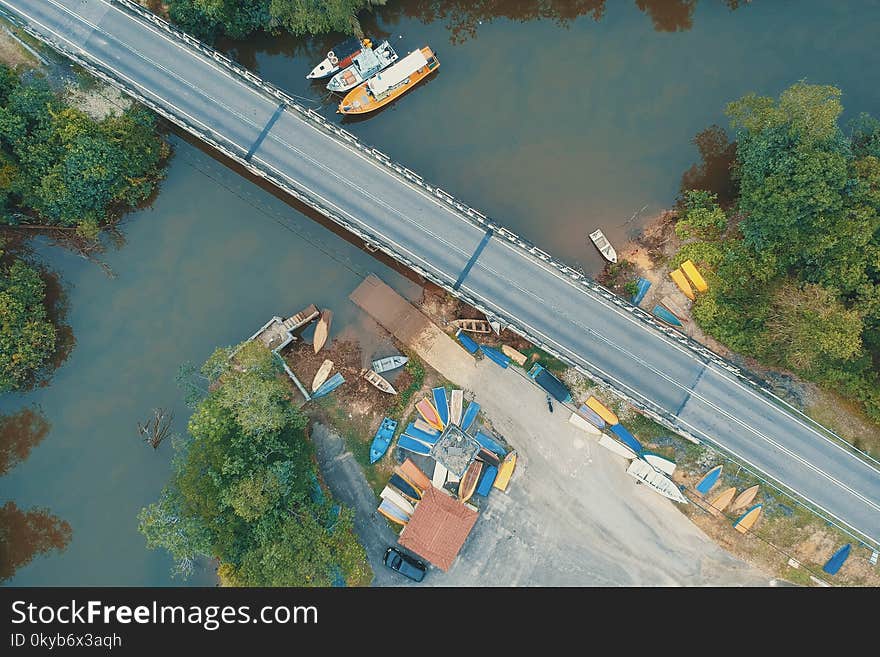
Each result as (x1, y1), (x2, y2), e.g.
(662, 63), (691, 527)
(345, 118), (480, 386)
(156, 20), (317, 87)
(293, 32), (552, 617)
(517, 346), (567, 375)
(387, 355), (425, 418)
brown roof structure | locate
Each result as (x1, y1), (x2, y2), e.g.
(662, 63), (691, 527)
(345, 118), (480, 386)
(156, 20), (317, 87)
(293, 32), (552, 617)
(398, 486), (479, 571)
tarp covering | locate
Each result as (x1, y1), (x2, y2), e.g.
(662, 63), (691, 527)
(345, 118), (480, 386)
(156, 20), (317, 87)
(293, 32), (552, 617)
(610, 423), (643, 455)
(528, 363), (572, 402)
(631, 277), (651, 305)
(399, 486), (479, 571)
(455, 329), (480, 354)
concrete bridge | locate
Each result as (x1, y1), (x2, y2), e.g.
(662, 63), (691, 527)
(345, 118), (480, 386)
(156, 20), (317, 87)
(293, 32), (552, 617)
(5, 0), (878, 550)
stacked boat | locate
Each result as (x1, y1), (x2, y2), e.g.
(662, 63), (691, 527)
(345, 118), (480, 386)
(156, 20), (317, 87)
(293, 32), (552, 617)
(327, 40), (399, 92)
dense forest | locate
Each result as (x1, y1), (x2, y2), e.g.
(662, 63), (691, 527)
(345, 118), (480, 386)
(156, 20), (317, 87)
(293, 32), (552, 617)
(139, 341), (370, 586)
(675, 83), (880, 421)
(0, 64), (167, 392)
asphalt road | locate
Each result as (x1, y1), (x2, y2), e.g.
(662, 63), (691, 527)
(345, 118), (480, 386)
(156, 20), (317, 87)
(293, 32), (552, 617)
(8, 0), (879, 546)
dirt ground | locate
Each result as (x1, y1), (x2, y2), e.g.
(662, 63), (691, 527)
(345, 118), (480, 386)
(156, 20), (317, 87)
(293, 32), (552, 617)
(0, 24), (38, 69)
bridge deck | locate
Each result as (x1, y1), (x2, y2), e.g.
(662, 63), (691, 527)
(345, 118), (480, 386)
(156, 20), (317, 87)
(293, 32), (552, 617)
(6, 0), (879, 546)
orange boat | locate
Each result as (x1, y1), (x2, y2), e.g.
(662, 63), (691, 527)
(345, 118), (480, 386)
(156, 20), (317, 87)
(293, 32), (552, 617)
(733, 504), (763, 534)
(416, 398), (444, 430)
(338, 47), (439, 115)
(458, 460), (483, 503)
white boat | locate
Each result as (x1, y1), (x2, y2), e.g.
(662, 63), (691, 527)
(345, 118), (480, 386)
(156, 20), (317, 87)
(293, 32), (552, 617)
(450, 390), (463, 425)
(626, 458), (688, 504)
(568, 412), (601, 435)
(598, 433), (638, 460)
(643, 452), (676, 476)
(362, 368), (397, 394)
(589, 229), (618, 263)
(380, 485), (415, 515)
(432, 462), (448, 488)
(371, 355), (408, 373)
(311, 359), (333, 392)
(327, 41), (398, 92)
(306, 37), (365, 80)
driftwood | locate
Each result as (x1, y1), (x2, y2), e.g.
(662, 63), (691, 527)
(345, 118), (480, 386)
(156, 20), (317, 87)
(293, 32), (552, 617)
(138, 408), (174, 449)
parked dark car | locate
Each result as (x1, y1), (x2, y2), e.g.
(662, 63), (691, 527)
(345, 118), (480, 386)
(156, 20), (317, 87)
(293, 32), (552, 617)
(383, 547), (426, 582)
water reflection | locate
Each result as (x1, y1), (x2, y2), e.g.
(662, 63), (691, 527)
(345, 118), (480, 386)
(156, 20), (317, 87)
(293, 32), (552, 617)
(0, 501), (72, 583)
(0, 407), (50, 476)
(680, 125), (738, 205)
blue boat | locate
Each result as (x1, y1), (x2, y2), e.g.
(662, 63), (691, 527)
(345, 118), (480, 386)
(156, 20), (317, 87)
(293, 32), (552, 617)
(311, 372), (344, 399)
(405, 424), (440, 444)
(476, 465), (498, 496)
(610, 424), (643, 456)
(822, 544), (852, 575)
(460, 401), (480, 432)
(455, 329), (480, 354)
(695, 464), (722, 495)
(397, 434), (431, 456)
(631, 277), (651, 305)
(480, 345), (511, 368)
(389, 473), (421, 501)
(528, 363), (572, 403)
(652, 304), (682, 327)
(432, 387), (449, 426)
(577, 404), (605, 429)
(475, 430), (508, 457)
(369, 417), (398, 464)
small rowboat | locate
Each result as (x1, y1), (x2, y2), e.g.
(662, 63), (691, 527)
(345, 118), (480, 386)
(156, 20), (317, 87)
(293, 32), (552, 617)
(501, 345), (528, 366)
(598, 434), (638, 460)
(733, 504), (762, 534)
(413, 418), (440, 435)
(706, 486), (736, 516)
(695, 465), (722, 496)
(380, 485), (415, 515)
(389, 474), (421, 502)
(670, 268), (695, 301)
(312, 309), (333, 354)
(729, 484), (759, 512)
(377, 498), (409, 525)
(681, 259), (708, 292)
(493, 451), (517, 492)
(476, 465), (498, 497)
(432, 387), (449, 426)
(311, 372), (344, 399)
(451, 318), (492, 334)
(311, 359), (334, 392)
(416, 398), (444, 431)
(458, 460), (483, 503)
(369, 417), (397, 464)
(397, 435), (431, 456)
(371, 355), (408, 373)
(460, 401), (480, 432)
(362, 369), (397, 394)
(652, 304), (683, 327)
(643, 452), (676, 476)
(589, 229), (617, 263)
(475, 430), (507, 457)
(432, 462), (448, 488)
(450, 390), (463, 425)
(585, 396), (619, 426)
(476, 447), (500, 468)
(397, 459), (431, 492)
(822, 544), (852, 575)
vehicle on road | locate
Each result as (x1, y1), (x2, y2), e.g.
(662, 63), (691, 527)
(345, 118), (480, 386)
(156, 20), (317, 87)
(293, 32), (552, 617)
(383, 547), (426, 582)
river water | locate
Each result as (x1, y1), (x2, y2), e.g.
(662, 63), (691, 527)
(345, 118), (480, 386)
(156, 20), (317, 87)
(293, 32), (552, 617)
(3, 0), (879, 585)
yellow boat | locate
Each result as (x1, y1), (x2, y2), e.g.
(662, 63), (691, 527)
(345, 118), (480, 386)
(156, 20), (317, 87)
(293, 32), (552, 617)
(585, 396), (619, 426)
(681, 259), (708, 292)
(669, 268), (695, 301)
(729, 484), (759, 512)
(493, 450), (517, 491)
(733, 504), (762, 534)
(707, 486), (736, 517)
(312, 309), (333, 354)
(338, 47), (439, 115)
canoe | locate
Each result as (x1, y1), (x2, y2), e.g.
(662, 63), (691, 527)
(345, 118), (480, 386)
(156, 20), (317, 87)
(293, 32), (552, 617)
(669, 268), (695, 301)
(493, 451), (517, 491)
(307, 36), (364, 79)
(589, 228), (617, 263)
(389, 473), (421, 501)
(377, 498), (410, 525)
(695, 465), (722, 495)
(311, 359), (334, 392)
(403, 430), (439, 448)
(380, 485), (415, 515)
(626, 458), (688, 504)
(460, 401), (480, 432)
(501, 344), (528, 366)
(312, 309), (333, 354)
(476, 465), (498, 496)
(397, 434), (431, 456)
(311, 372), (344, 399)
(631, 277), (651, 305)
(822, 544), (852, 575)
(585, 396), (619, 426)
(451, 318), (492, 334)
(371, 355), (408, 373)
(733, 504), (762, 534)
(576, 404), (605, 429)
(476, 447), (501, 468)
(475, 431), (507, 457)
(413, 418), (440, 435)
(610, 424), (643, 456)
(481, 345), (511, 369)
(450, 390), (463, 425)
(455, 329), (480, 354)
(706, 486), (736, 517)
(598, 433), (638, 460)
(369, 417), (398, 464)
(363, 369), (397, 394)
(652, 304), (683, 327)
(398, 458), (431, 492)
(681, 259), (708, 292)
(568, 412), (601, 435)
(643, 452), (676, 476)
(458, 460), (483, 503)
(729, 484), (759, 512)
(660, 296), (687, 322)
(416, 398), (444, 431)
(432, 387), (449, 426)
(338, 46), (439, 115)
(432, 462), (448, 488)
